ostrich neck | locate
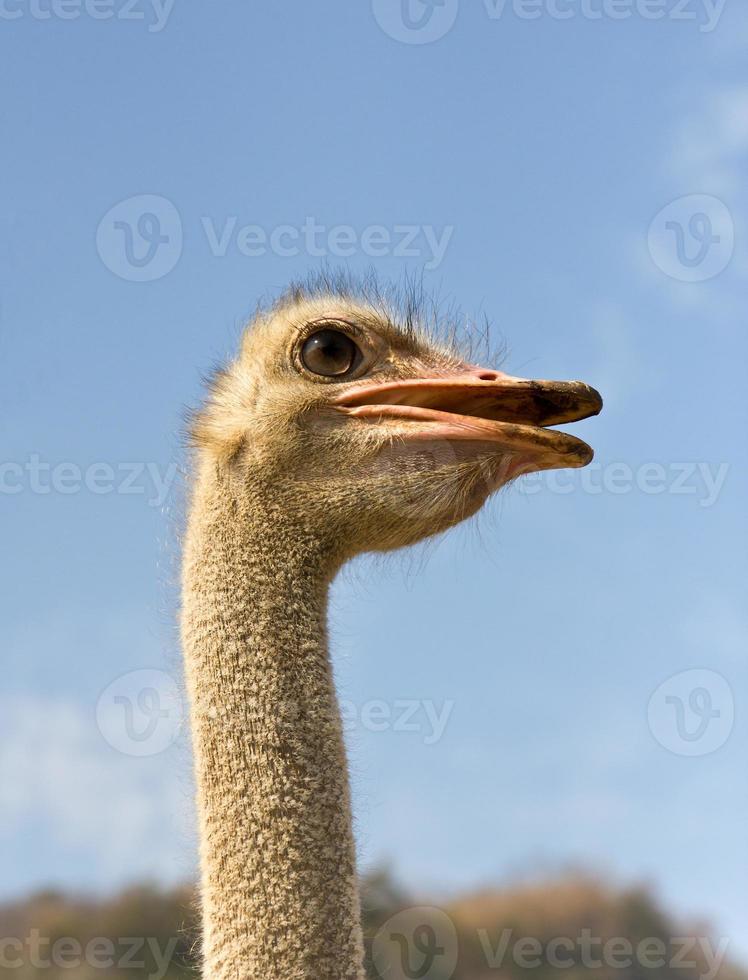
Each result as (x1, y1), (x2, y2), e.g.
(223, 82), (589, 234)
(181, 464), (365, 980)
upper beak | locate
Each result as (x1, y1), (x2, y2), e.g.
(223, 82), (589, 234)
(333, 367), (603, 470)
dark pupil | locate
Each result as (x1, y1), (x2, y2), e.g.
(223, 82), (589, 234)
(301, 329), (358, 377)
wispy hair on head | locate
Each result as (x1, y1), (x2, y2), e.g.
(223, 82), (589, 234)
(258, 266), (507, 367)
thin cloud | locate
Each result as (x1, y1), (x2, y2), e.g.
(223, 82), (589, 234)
(0, 695), (196, 896)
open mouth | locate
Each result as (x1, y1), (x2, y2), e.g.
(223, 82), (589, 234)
(333, 369), (603, 472)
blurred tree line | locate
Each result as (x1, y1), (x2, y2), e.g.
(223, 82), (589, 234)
(0, 871), (742, 980)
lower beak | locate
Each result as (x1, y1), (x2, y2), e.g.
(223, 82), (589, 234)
(333, 367), (603, 472)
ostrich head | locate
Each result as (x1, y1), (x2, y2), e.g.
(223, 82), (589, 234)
(194, 279), (602, 559)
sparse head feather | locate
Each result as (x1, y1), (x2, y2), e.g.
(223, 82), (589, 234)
(189, 271), (504, 462)
(267, 268), (504, 363)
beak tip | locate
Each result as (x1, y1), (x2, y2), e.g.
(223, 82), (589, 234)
(576, 383), (603, 420)
(568, 441), (594, 467)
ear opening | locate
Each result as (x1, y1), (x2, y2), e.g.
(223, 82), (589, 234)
(189, 365), (248, 466)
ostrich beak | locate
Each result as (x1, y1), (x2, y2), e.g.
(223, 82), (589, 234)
(333, 368), (603, 473)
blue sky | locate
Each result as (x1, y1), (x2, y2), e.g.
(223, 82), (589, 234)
(1, 0), (746, 963)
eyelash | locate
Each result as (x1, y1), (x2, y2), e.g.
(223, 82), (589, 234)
(300, 320), (365, 345)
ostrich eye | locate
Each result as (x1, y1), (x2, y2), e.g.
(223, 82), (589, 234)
(300, 329), (361, 377)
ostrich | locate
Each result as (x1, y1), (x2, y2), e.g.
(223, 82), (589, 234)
(180, 276), (602, 980)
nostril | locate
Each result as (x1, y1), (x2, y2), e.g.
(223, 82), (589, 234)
(477, 371), (499, 381)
